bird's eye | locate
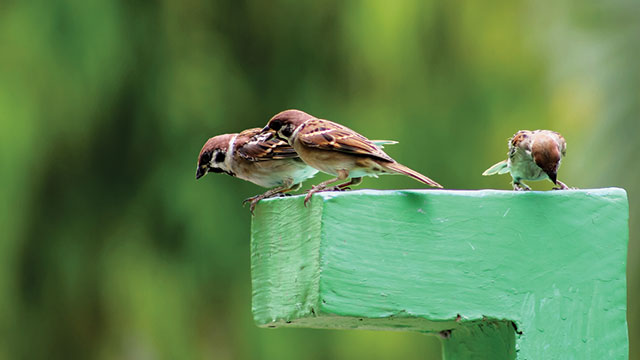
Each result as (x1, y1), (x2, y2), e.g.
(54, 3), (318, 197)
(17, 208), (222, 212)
(214, 151), (226, 163)
(270, 120), (282, 131)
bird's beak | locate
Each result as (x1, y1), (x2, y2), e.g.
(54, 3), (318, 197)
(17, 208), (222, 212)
(196, 166), (206, 180)
(547, 171), (557, 185)
(261, 125), (270, 133)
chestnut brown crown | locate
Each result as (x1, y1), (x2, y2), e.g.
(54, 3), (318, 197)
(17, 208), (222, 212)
(531, 134), (562, 184)
(262, 109), (315, 141)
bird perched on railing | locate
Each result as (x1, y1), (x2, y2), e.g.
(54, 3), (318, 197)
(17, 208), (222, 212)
(196, 128), (319, 213)
(483, 130), (571, 190)
(261, 109), (443, 205)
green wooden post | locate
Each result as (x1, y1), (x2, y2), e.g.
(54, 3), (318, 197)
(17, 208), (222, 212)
(251, 189), (629, 359)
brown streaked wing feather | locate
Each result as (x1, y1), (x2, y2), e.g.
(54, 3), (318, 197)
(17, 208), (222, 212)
(297, 119), (393, 162)
(237, 128), (298, 161)
(510, 131), (527, 147)
(554, 132), (567, 156)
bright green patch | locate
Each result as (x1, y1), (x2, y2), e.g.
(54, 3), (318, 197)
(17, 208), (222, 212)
(252, 189), (628, 359)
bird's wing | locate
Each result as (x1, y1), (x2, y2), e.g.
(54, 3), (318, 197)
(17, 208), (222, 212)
(296, 119), (394, 162)
(554, 132), (567, 156)
(510, 130), (529, 148)
(482, 160), (510, 176)
(237, 128), (299, 161)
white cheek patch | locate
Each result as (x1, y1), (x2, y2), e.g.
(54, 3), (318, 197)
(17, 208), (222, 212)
(211, 150), (223, 166)
(223, 134), (238, 171)
(289, 120), (308, 145)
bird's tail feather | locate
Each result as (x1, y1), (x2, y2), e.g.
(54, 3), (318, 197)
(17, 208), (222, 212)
(482, 160), (510, 176)
(385, 162), (443, 188)
(370, 140), (398, 149)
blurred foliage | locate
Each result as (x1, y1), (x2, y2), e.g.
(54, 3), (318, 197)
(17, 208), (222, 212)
(0, 0), (638, 359)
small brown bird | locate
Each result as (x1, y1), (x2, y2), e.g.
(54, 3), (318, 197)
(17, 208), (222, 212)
(483, 130), (571, 190)
(261, 109), (443, 205)
(196, 128), (319, 212)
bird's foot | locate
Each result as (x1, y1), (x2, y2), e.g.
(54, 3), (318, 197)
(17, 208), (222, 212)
(552, 180), (574, 190)
(303, 189), (317, 207)
(242, 195), (257, 207)
(243, 192), (283, 215)
(242, 195), (263, 215)
(513, 182), (531, 191)
(303, 185), (341, 206)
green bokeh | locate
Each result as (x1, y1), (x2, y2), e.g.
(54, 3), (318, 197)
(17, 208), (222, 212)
(0, 1), (637, 359)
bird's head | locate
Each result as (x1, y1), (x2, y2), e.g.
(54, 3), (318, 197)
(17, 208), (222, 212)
(196, 134), (235, 180)
(532, 134), (562, 185)
(262, 109), (313, 142)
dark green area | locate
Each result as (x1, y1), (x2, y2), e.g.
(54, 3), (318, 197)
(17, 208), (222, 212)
(442, 321), (516, 360)
(0, 1), (638, 359)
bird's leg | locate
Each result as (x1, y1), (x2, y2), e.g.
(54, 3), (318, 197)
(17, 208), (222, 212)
(336, 177), (362, 191)
(243, 179), (295, 214)
(276, 182), (302, 196)
(303, 178), (340, 206)
(512, 181), (531, 191)
(304, 170), (349, 206)
(553, 180), (573, 190)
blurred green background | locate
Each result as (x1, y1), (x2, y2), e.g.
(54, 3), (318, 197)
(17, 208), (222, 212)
(1, 0), (638, 359)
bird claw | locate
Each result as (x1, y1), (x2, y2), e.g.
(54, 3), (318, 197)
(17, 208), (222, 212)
(553, 181), (573, 190)
(248, 200), (259, 215)
(303, 192), (314, 207)
(242, 196), (257, 206)
(304, 185), (328, 206)
(242, 196), (262, 215)
(513, 183), (531, 191)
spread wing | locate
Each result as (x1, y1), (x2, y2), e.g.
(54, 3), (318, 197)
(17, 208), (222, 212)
(236, 128), (298, 161)
(296, 119), (393, 162)
(482, 160), (510, 176)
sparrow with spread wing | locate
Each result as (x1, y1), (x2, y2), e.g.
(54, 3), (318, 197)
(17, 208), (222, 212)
(261, 109), (443, 205)
(483, 130), (572, 190)
(196, 127), (319, 212)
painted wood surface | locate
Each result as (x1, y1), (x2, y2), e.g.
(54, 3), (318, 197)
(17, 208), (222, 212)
(251, 188), (628, 359)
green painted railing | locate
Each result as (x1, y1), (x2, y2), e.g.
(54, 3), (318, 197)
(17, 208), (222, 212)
(251, 189), (629, 359)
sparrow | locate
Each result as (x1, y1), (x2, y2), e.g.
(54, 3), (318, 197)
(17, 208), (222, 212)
(482, 130), (571, 190)
(261, 109), (443, 205)
(196, 127), (319, 213)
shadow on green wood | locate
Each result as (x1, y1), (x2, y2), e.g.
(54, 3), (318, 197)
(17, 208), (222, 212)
(441, 321), (515, 360)
(251, 189), (628, 359)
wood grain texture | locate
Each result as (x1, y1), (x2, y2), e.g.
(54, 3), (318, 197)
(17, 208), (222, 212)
(251, 188), (628, 359)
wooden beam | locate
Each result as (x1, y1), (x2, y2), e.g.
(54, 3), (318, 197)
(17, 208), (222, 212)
(251, 189), (628, 359)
